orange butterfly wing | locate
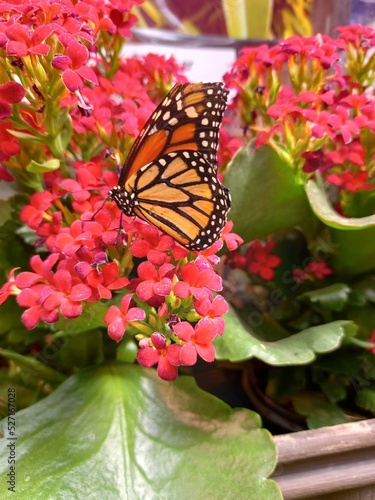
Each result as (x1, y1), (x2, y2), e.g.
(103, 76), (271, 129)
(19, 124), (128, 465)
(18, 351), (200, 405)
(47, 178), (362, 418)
(125, 150), (231, 250)
(110, 82), (231, 251)
(119, 82), (228, 182)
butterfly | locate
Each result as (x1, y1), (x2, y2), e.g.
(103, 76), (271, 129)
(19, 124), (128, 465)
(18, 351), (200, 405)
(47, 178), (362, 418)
(109, 82), (231, 251)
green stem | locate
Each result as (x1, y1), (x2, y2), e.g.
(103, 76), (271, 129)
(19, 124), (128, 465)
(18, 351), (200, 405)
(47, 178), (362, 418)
(349, 338), (375, 350)
(0, 348), (67, 384)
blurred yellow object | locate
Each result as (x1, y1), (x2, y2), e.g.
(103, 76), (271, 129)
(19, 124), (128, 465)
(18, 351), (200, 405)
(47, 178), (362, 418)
(135, 0), (312, 39)
(272, 0), (312, 37)
(222, 0), (274, 39)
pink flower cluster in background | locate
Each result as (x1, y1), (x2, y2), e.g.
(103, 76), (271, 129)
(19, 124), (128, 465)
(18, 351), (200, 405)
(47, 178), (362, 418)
(223, 24), (375, 216)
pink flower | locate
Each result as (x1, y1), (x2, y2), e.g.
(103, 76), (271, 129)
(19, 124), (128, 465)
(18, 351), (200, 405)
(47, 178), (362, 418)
(327, 170), (372, 192)
(133, 262), (174, 305)
(174, 261), (222, 300)
(174, 319), (218, 365)
(20, 192), (54, 231)
(17, 285), (58, 329)
(104, 294), (146, 342)
(220, 221), (243, 251)
(75, 258), (129, 300)
(0, 268), (20, 305)
(5, 23), (60, 58)
(136, 332), (181, 381)
(52, 39), (98, 92)
(195, 295), (229, 335)
(41, 269), (92, 319)
(0, 81), (26, 119)
(130, 224), (175, 266)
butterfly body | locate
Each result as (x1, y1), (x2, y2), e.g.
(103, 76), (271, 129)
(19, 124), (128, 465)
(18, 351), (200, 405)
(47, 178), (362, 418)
(109, 82), (231, 251)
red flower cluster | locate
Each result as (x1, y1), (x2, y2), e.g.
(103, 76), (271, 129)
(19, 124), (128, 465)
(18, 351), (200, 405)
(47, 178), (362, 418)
(226, 240), (281, 281)
(0, 153), (239, 379)
(292, 260), (333, 284)
(0, 0), (240, 381)
(1, 153), (239, 379)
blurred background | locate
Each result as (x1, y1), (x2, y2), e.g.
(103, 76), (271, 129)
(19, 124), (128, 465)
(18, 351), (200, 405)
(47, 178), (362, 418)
(127, 1), (373, 81)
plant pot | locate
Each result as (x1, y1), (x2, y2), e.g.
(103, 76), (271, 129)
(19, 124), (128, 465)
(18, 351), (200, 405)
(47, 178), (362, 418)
(272, 418), (375, 499)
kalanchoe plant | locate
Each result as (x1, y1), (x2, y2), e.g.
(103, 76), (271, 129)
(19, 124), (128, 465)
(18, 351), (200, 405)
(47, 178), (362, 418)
(220, 24), (375, 431)
(1, 0), (374, 496)
(0, 2), (281, 499)
(0, 0), (241, 383)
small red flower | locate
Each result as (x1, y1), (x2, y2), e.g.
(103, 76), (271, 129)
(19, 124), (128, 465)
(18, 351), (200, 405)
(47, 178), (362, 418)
(136, 332), (181, 381)
(133, 261), (174, 306)
(304, 261), (333, 280)
(174, 319), (218, 365)
(52, 39), (98, 92)
(174, 261), (222, 300)
(327, 170), (373, 192)
(302, 149), (334, 173)
(246, 241), (281, 281)
(0, 81), (26, 119)
(0, 268), (20, 305)
(130, 224), (175, 266)
(368, 330), (375, 355)
(195, 295), (229, 335)
(104, 294), (146, 342)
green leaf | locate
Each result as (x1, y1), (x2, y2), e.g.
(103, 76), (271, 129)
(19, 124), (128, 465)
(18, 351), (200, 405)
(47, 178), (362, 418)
(331, 226), (375, 277)
(54, 302), (108, 335)
(0, 221), (32, 274)
(26, 159), (60, 173)
(0, 298), (24, 336)
(7, 130), (45, 143)
(306, 179), (375, 229)
(224, 145), (313, 242)
(0, 200), (12, 226)
(351, 276), (375, 304)
(0, 348), (66, 384)
(306, 180), (375, 277)
(215, 307), (356, 364)
(0, 365), (281, 499)
(292, 393), (351, 429)
(298, 283), (352, 312)
(54, 329), (104, 369)
(356, 387), (375, 413)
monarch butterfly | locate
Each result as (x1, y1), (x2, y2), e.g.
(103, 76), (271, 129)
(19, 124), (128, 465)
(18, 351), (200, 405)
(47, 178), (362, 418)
(109, 82), (231, 251)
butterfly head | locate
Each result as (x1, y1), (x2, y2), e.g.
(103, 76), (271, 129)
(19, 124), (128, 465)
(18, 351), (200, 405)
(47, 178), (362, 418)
(108, 185), (134, 217)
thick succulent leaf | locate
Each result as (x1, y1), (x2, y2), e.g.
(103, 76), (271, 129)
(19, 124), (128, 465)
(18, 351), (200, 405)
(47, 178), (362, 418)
(26, 158), (60, 173)
(292, 394), (351, 429)
(224, 145), (313, 242)
(54, 301), (108, 334)
(306, 179), (375, 229)
(215, 307), (356, 364)
(356, 387), (375, 413)
(305, 179), (375, 277)
(298, 283), (352, 312)
(0, 364), (281, 500)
